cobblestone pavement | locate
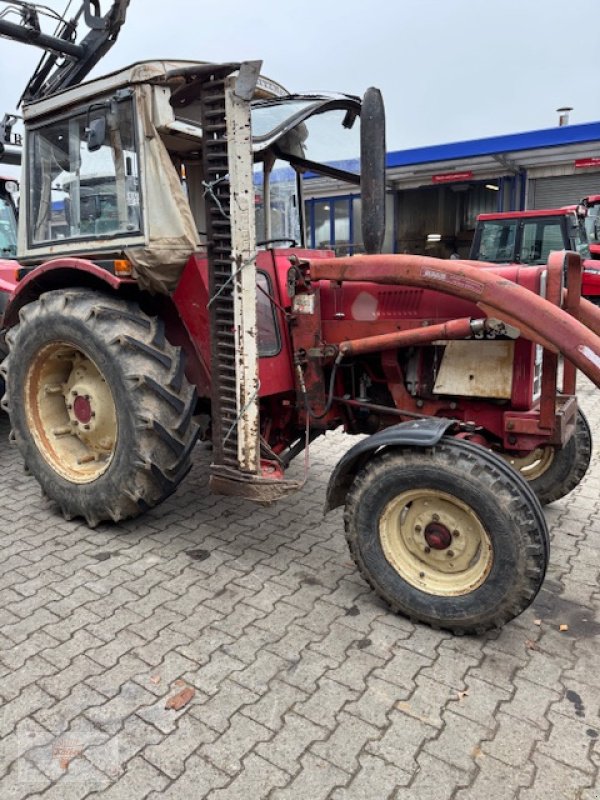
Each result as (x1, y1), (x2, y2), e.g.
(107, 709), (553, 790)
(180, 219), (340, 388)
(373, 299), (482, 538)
(0, 379), (599, 800)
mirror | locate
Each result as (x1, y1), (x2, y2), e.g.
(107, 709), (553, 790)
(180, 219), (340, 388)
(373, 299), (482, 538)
(86, 117), (106, 152)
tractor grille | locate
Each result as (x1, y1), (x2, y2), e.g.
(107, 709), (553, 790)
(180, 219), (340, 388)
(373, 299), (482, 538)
(200, 75), (239, 469)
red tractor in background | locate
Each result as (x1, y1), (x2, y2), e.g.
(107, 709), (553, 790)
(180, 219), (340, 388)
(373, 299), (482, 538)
(469, 201), (600, 303)
(3, 1), (600, 635)
(582, 194), (600, 259)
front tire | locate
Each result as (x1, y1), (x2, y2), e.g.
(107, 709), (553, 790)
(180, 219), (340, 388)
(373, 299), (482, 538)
(500, 409), (592, 505)
(2, 289), (198, 526)
(344, 438), (548, 634)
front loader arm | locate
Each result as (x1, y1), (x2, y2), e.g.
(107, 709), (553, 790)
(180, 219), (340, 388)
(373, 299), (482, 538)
(309, 251), (600, 389)
(0, 0), (130, 104)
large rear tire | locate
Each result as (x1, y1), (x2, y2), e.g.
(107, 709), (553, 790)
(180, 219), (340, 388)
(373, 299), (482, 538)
(344, 438), (548, 634)
(2, 289), (198, 526)
(500, 409), (592, 505)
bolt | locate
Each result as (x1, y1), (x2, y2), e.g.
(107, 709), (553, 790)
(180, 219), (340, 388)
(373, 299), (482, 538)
(91, 412), (96, 418)
(67, 404), (72, 410)
(415, 524), (422, 533)
(424, 546), (431, 554)
(452, 529), (460, 538)
(85, 394), (90, 400)
(84, 424), (90, 430)
(71, 390), (77, 397)
(419, 572), (425, 578)
(432, 513), (440, 522)
(447, 550), (454, 558)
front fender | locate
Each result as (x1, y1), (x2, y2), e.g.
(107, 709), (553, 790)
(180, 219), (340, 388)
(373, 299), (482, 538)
(325, 417), (455, 513)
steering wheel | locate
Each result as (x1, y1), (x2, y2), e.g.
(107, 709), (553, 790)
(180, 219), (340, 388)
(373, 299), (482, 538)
(257, 238), (297, 248)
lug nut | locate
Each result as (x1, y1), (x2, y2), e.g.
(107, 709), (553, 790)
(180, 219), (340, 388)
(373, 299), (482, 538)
(432, 514), (440, 522)
(447, 550), (454, 558)
(424, 546), (431, 554)
(419, 571), (425, 578)
(415, 525), (422, 533)
(453, 530), (460, 538)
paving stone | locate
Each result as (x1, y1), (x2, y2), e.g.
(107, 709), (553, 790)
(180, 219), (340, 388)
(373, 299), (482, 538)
(200, 711), (273, 776)
(311, 711), (380, 773)
(537, 710), (597, 774)
(481, 710), (544, 767)
(367, 708), (436, 772)
(270, 752), (348, 800)
(85, 681), (157, 735)
(86, 715), (163, 779)
(34, 683), (107, 736)
(255, 710), (327, 774)
(184, 651), (246, 696)
(207, 753), (289, 800)
(500, 677), (560, 731)
(293, 676), (358, 729)
(88, 629), (146, 669)
(0, 684), (56, 738)
(393, 751), (471, 800)
(190, 679), (258, 734)
(86, 755), (168, 799)
(454, 753), (533, 800)
(331, 752), (410, 799)
(241, 678), (307, 732)
(86, 654), (151, 698)
(143, 713), (216, 778)
(449, 675), (511, 729)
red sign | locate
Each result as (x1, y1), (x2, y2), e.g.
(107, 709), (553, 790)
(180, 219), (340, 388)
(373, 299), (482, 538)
(575, 158), (600, 169)
(432, 171), (473, 184)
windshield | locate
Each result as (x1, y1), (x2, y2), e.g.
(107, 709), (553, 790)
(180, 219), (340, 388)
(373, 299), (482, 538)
(251, 100), (361, 247)
(585, 204), (600, 245)
(477, 220), (519, 263)
(28, 97), (141, 245)
(0, 194), (17, 257)
(252, 99), (322, 140)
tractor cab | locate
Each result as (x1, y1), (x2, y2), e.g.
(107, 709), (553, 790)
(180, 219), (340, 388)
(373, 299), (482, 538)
(18, 61), (370, 294)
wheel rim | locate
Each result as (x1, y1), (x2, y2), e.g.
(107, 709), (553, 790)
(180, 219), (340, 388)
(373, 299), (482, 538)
(501, 447), (555, 481)
(379, 489), (494, 596)
(25, 342), (117, 484)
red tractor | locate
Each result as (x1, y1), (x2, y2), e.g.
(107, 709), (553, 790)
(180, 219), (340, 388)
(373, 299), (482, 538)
(3, 7), (600, 634)
(469, 203), (600, 303)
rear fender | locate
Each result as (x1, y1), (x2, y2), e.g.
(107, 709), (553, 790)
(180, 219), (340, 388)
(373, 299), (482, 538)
(1, 258), (132, 328)
(325, 417), (455, 512)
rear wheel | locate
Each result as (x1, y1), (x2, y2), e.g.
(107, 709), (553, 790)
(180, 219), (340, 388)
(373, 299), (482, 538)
(2, 289), (198, 526)
(500, 409), (592, 505)
(344, 438), (548, 634)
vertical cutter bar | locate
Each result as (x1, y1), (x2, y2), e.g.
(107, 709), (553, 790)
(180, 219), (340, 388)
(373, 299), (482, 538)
(224, 74), (260, 473)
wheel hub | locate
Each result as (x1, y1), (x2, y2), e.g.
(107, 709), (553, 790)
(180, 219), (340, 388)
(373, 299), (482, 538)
(424, 522), (452, 550)
(25, 342), (117, 484)
(73, 394), (93, 424)
(379, 488), (494, 597)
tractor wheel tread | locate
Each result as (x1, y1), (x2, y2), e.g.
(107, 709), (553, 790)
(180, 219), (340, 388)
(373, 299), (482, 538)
(343, 437), (548, 635)
(3, 289), (199, 525)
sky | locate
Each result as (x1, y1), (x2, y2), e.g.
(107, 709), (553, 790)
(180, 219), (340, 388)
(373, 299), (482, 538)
(0, 0), (598, 153)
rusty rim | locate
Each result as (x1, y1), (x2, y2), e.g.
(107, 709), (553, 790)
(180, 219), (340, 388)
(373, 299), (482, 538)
(379, 488), (494, 596)
(500, 447), (555, 481)
(25, 342), (117, 484)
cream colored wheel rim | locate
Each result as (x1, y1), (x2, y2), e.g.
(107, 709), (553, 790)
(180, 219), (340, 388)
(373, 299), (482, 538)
(501, 447), (555, 481)
(379, 489), (494, 596)
(25, 342), (117, 484)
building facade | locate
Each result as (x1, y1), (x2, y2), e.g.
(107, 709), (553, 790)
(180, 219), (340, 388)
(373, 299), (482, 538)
(304, 122), (600, 258)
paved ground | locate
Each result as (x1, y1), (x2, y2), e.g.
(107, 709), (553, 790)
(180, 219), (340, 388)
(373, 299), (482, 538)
(0, 381), (599, 800)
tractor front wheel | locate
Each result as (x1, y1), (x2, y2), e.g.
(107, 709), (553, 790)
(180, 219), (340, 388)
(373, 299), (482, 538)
(344, 438), (548, 634)
(2, 289), (198, 526)
(499, 409), (591, 506)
